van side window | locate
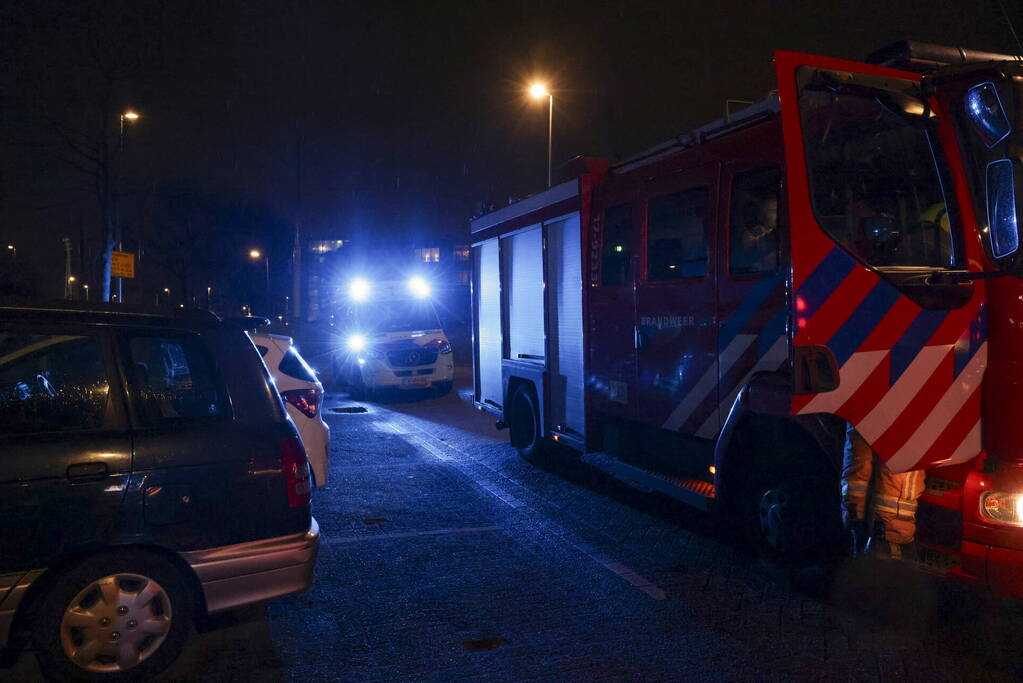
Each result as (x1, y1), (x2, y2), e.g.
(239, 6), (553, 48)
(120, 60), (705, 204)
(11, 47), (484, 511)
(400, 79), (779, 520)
(601, 203), (634, 285)
(647, 188), (709, 280)
(129, 335), (227, 422)
(729, 167), (781, 276)
(0, 332), (112, 434)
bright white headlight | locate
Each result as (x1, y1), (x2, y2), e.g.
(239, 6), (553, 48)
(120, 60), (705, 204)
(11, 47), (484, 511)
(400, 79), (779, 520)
(407, 276), (431, 299)
(981, 491), (1023, 526)
(349, 278), (371, 302)
(347, 333), (367, 352)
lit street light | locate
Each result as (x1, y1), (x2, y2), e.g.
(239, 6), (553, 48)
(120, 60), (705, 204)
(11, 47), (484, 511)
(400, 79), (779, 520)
(114, 110), (140, 304)
(248, 249), (270, 310)
(5, 244), (14, 259)
(529, 82), (553, 188)
(83, 283), (89, 301)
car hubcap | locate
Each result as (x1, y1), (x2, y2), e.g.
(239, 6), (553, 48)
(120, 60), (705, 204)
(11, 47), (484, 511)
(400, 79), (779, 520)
(60, 573), (172, 673)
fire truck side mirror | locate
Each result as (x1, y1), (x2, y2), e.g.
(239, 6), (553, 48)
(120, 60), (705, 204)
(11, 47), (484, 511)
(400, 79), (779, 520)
(793, 345), (840, 395)
(984, 156), (1023, 268)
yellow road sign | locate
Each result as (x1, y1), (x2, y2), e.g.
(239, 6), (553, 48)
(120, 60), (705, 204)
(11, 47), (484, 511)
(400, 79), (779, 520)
(111, 251), (135, 279)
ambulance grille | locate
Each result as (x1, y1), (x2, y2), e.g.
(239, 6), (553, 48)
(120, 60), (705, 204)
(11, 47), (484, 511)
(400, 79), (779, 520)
(387, 349), (438, 367)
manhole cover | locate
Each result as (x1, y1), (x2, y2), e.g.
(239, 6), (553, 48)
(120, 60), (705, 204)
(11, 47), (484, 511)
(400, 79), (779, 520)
(331, 406), (367, 413)
(461, 637), (508, 652)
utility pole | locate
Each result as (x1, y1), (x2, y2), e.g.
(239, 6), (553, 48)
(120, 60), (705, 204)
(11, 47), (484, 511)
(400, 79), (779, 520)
(291, 128), (303, 322)
(62, 237), (73, 300)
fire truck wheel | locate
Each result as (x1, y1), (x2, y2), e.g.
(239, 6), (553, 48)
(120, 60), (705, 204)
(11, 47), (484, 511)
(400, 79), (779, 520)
(744, 469), (838, 567)
(508, 384), (545, 460)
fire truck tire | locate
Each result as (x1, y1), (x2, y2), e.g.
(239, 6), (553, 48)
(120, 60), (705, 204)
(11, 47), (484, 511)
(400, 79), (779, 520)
(508, 384), (546, 460)
(742, 464), (839, 567)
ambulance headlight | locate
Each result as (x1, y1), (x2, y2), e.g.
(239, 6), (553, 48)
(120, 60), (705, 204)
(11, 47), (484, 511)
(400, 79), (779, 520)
(346, 333), (367, 352)
(349, 278), (371, 302)
(407, 276), (431, 299)
(980, 491), (1023, 526)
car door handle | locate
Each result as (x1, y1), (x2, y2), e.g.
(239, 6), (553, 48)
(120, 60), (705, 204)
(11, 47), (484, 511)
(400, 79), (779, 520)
(66, 462), (108, 482)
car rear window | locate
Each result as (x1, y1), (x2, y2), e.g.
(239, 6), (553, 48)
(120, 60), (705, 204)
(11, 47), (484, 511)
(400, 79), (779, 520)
(278, 347), (317, 382)
(128, 334), (228, 423)
(255, 344), (270, 357)
(0, 331), (113, 434)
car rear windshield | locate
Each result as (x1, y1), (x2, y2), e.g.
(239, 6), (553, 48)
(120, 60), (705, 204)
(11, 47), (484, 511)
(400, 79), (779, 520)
(279, 346), (317, 382)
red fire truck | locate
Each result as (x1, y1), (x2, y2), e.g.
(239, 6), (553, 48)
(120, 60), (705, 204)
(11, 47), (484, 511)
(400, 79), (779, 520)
(470, 42), (1023, 596)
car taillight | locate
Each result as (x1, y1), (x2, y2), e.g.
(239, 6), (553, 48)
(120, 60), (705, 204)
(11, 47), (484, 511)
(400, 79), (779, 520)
(424, 338), (452, 354)
(282, 387), (321, 418)
(279, 436), (312, 508)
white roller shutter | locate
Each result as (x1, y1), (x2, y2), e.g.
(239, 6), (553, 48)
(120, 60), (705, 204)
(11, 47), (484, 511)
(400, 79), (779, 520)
(475, 239), (503, 407)
(502, 226), (545, 363)
(546, 214), (585, 437)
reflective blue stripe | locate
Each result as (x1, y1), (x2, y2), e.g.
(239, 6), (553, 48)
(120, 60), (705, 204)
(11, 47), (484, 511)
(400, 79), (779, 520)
(794, 248), (857, 318)
(954, 305), (987, 378)
(827, 281), (902, 366)
(889, 309), (948, 384)
(757, 307), (788, 358)
(718, 272), (784, 352)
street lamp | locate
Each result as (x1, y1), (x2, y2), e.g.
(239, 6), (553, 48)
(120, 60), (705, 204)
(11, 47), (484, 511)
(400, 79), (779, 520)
(119, 110), (140, 147)
(529, 82), (553, 188)
(5, 244), (14, 259)
(248, 249), (270, 308)
(83, 283), (89, 301)
(114, 110), (140, 304)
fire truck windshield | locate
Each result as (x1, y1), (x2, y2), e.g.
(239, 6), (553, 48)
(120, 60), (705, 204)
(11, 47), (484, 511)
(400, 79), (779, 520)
(798, 67), (961, 271)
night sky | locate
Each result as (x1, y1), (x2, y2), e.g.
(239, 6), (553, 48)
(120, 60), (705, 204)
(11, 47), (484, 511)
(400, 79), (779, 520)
(1, 0), (1019, 302)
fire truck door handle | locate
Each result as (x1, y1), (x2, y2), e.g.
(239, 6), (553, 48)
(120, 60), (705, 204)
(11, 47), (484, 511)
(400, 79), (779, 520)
(793, 345), (840, 395)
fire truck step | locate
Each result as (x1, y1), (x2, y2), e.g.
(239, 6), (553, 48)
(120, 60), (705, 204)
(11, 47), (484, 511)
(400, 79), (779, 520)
(581, 452), (715, 511)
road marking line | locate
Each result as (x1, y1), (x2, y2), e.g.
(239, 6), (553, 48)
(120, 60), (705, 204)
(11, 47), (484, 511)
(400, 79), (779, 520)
(322, 526), (502, 545)
(405, 433), (450, 461)
(572, 543), (668, 601)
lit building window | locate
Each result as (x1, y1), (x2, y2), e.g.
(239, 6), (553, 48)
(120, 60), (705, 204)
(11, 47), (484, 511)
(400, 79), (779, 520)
(454, 245), (470, 261)
(416, 247), (440, 263)
(309, 240), (345, 255)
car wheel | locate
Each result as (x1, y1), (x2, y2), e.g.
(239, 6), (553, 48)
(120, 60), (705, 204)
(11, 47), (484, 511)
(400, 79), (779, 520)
(507, 384), (546, 460)
(434, 380), (453, 397)
(32, 551), (192, 682)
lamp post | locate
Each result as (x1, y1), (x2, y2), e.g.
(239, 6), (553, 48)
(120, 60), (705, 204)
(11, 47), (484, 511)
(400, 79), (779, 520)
(5, 244), (14, 259)
(248, 249), (270, 312)
(529, 83), (553, 188)
(114, 110), (140, 304)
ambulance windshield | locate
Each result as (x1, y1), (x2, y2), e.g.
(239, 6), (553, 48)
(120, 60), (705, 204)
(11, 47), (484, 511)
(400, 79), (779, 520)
(356, 301), (442, 334)
(798, 67), (960, 270)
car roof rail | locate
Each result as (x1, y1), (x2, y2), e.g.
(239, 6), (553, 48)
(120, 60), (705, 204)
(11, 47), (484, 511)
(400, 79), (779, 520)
(223, 315), (271, 332)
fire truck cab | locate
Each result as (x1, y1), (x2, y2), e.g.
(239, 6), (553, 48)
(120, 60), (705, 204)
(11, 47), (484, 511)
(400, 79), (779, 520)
(470, 42), (1023, 597)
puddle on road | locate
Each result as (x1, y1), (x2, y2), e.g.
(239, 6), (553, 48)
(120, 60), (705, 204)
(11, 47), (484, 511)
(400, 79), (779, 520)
(461, 637), (508, 652)
(331, 406), (368, 414)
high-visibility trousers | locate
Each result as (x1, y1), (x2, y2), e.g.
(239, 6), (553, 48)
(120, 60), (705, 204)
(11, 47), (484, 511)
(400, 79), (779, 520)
(841, 426), (925, 545)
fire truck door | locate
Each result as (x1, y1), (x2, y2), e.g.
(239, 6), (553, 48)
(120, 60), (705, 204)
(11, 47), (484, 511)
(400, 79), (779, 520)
(775, 50), (987, 473)
(635, 164), (720, 433)
(587, 195), (639, 418)
(705, 156), (789, 440)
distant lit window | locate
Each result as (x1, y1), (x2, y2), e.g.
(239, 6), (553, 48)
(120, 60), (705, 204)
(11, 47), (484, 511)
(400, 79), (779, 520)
(416, 247), (441, 263)
(309, 240), (345, 255)
(454, 245), (470, 261)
